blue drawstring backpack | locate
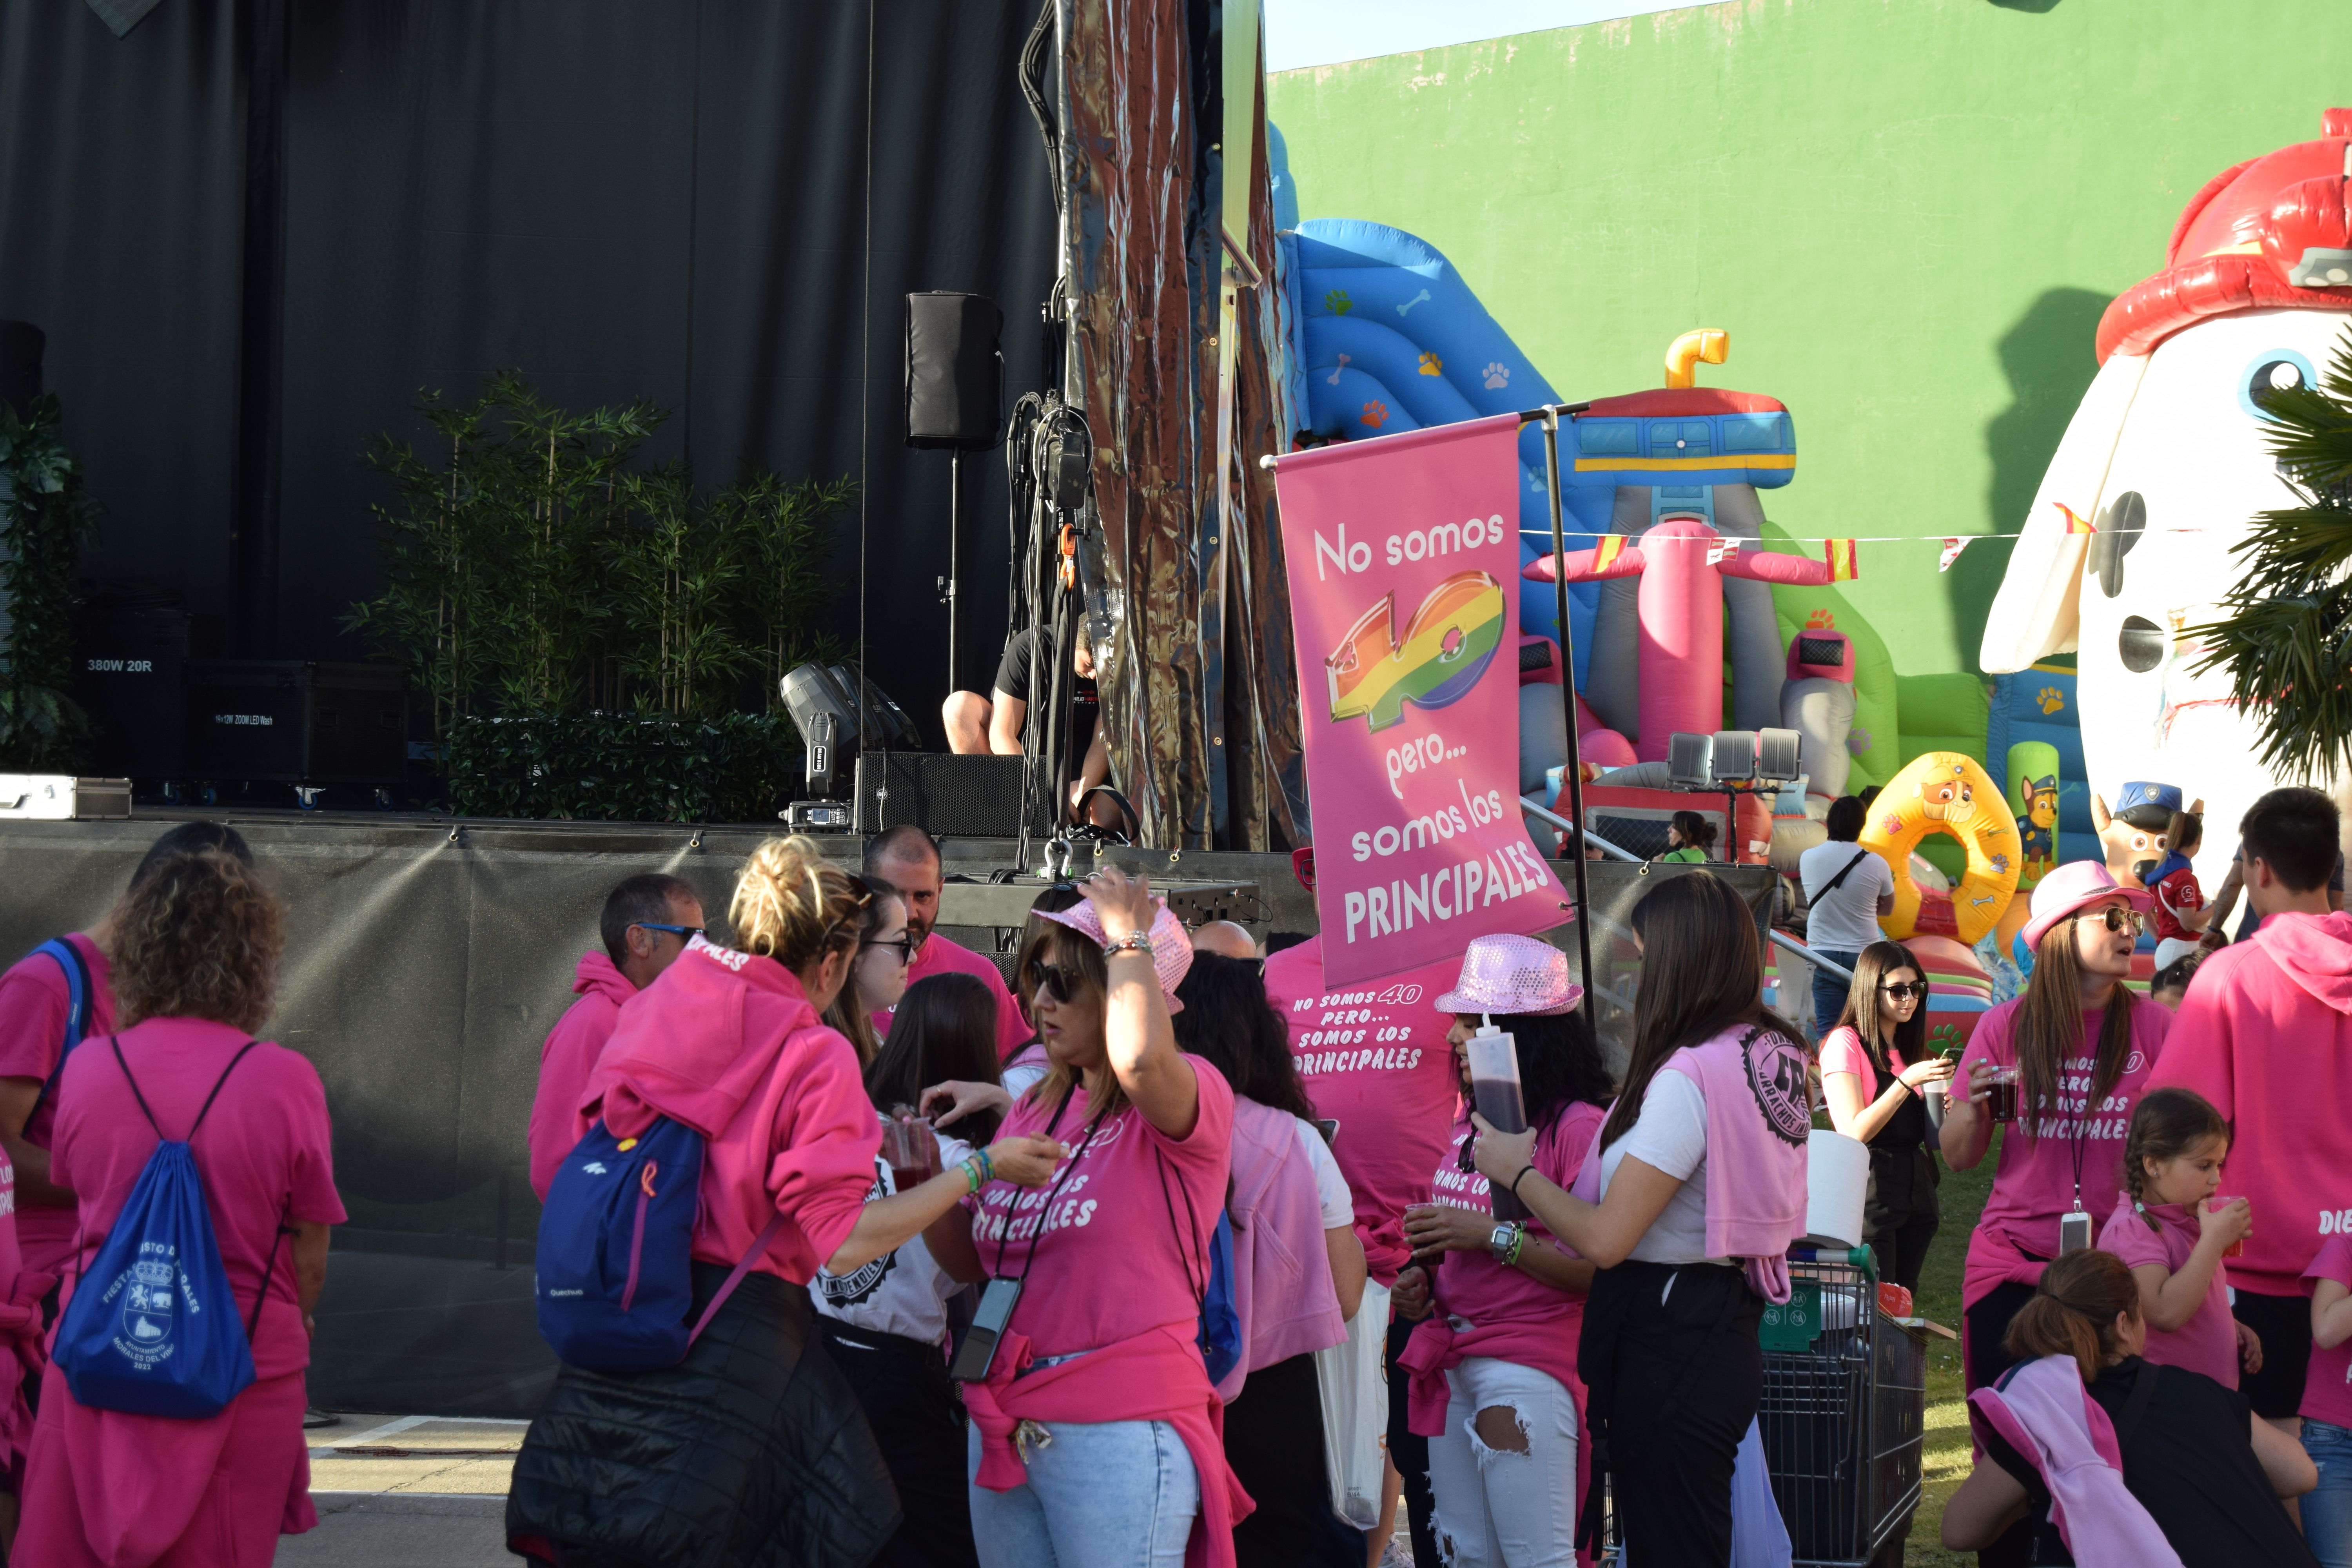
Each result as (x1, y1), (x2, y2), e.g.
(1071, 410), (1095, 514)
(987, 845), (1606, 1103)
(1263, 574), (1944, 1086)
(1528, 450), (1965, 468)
(1199, 1210), (1242, 1385)
(535, 1114), (782, 1373)
(53, 1038), (285, 1419)
(30, 936), (93, 1106)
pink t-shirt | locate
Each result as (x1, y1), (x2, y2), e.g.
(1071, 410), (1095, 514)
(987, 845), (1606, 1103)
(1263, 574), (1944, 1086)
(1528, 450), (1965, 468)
(50, 1018), (344, 1381)
(2302, 1236), (2352, 1430)
(2098, 1201), (2238, 1388)
(968, 1056), (1234, 1361)
(873, 933), (1030, 1062)
(1818, 1026), (1907, 1097)
(1263, 936), (1460, 1286)
(0, 934), (118, 1275)
(1958, 996), (2168, 1257)
(1429, 1099), (1604, 1332)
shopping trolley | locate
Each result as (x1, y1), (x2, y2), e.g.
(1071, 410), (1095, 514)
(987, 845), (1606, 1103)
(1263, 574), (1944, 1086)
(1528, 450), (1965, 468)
(1756, 1246), (1928, 1566)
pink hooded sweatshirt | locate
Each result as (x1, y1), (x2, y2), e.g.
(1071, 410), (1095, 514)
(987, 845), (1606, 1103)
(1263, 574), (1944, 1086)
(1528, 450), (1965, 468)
(1214, 1098), (1345, 1403)
(1967, 1355), (2183, 1567)
(579, 936), (879, 1283)
(527, 950), (637, 1201)
(2147, 911), (2352, 1297)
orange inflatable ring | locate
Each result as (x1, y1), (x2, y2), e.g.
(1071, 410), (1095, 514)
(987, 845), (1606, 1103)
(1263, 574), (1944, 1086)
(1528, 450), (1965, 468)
(1857, 751), (2023, 947)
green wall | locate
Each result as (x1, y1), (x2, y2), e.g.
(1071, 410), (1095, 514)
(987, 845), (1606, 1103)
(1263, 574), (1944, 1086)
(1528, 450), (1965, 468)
(1267, 0), (2352, 678)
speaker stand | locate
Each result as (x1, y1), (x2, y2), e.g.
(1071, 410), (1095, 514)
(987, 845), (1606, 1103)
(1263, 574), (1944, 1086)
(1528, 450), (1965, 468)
(947, 447), (961, 694)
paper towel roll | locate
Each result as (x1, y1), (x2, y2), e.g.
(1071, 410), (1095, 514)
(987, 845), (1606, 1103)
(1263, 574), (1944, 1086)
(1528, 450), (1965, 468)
(1806, 1128), (1869, 1249)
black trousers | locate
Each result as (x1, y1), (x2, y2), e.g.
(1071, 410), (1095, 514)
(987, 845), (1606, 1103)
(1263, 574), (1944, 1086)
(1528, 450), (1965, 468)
(1863, 1204), (1940, 1296)
(1225, 1351), (1334, 1568)
(2233, 1289), (2316, 1421)
(814, 1317), (978, 1568)
(1583, 1261), (1763, 1568)
(1963, 1277), (2043, 1568)
(1385, 1314), (1439, 1567)
(1862, 1145), (1940, 1294)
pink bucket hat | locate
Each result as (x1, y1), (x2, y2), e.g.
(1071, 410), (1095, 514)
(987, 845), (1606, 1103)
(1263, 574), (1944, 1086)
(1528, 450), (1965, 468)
(1434, 933), (1584, 1017)
(2020, 860), (2154, 955)
(1034, 895), (1194, 1013)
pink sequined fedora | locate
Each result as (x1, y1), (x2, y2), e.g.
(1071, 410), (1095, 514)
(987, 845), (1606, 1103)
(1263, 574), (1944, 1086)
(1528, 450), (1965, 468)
(1434, 933), (1584, 1017)
(1034, 896), (1194, 1012)
(2019, 859), (2154, 954)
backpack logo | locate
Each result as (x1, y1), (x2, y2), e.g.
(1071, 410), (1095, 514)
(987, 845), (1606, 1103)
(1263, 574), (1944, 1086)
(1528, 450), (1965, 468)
(581, 1161), (608, 1175)
(115, 1256), (180, 1365)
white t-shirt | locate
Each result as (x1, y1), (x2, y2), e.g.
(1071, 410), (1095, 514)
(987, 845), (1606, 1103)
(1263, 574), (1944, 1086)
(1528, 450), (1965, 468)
(1002, 1043), (1048, 1102)
(812, 1125), (975, 1345)
(1296, 1116), (1354, 1229)
(1596, 1069), (1728, 1267)
(1799, 838), (1893, 953)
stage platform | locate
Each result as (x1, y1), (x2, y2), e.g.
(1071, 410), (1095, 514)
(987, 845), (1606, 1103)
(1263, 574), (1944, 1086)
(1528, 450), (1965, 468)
(0, 808), (1769, 1415)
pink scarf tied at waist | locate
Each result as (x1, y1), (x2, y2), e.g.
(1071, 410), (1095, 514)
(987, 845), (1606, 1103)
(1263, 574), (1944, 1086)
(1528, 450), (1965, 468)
(0, 1268), (53, 1475)
(964, 1322), (1255, 1568)
(1399, 1312), (1595, 1568)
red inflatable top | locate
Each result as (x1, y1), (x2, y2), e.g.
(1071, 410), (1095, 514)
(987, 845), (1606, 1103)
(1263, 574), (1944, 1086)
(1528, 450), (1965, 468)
(2096, 108), (2352, 363)
(1577, 388), (1786, 419)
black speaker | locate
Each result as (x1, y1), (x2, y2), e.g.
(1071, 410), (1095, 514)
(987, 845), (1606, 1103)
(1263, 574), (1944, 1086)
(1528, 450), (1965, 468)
(0, 321), (42, 418)
(906, 293), (1002, 449)
(854, 752), (1050, 838)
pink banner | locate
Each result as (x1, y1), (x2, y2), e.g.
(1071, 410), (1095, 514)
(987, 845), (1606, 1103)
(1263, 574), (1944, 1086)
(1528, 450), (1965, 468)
(1273, 415), (1568, 989)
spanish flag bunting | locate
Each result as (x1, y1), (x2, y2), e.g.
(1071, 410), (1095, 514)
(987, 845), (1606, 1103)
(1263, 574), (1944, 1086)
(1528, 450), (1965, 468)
(2056, 502), (2097, 534)
(1706, 538), (1740, 565)
(1592, 534), (1626, 569)
(1824, 538), (1858, 581)
(1938, 537), (1969, 572)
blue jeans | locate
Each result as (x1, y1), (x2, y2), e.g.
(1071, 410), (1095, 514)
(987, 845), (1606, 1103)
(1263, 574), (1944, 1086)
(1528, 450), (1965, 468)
(2306, 1418), (2352, 1568)
(967, 1416), (1200, 1568)
(1812, 949), (1860, 1039)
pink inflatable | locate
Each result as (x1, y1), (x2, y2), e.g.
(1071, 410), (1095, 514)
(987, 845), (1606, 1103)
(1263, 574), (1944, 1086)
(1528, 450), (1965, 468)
(1526, 518), (1850, 762)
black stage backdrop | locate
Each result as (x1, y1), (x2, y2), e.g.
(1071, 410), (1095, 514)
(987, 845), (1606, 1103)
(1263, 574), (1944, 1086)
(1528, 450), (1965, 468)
(0, 0), (1057, 737)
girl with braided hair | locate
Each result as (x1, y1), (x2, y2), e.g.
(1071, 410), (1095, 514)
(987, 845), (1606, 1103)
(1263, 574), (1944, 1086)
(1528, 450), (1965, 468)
(2095, 1087), (2260, 1390)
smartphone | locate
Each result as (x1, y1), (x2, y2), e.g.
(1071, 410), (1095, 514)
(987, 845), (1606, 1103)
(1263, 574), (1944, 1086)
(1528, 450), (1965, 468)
(1314, 1118), (1340, 1146)
(948, 1277), (1025, 1383)
(2058, 1210), (2094, 1256)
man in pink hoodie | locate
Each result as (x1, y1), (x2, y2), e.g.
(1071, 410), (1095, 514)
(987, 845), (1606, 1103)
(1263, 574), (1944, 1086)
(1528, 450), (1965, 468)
(525, 873), (704, 1199)
(2150, 786), (2352, 1440)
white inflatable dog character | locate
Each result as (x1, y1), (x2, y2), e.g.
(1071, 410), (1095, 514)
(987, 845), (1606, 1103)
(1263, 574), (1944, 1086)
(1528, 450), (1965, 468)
(1983, 109), (2352, 889)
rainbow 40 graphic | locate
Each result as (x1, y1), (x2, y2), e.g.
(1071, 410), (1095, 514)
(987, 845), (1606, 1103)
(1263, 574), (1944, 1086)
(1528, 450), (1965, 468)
(1325, 570), (1506, 731)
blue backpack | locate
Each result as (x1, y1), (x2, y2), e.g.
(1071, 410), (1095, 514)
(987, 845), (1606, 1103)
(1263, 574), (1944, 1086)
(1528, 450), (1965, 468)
(31, 936), (93, 1106)
(53, 1039), (285, 1419)
(535, 1115), (782, 1373)
(1199, 1211), (1242, 1385)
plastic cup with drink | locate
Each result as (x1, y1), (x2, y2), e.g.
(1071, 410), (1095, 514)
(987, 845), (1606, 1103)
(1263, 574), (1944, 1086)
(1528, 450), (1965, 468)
(881, 1105), (942, 1192)
(1465, 1023), (1530, 1221)
(2213, 1195), (2250, 1259)
(1980, 1064), (2022, 1124)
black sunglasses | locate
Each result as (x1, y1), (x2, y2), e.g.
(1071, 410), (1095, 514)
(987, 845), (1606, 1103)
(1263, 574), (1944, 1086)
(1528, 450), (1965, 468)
(863, 935), (917, 965)
(1030, 962), (1080, 1004)
(1879, 981), (1927, 1000)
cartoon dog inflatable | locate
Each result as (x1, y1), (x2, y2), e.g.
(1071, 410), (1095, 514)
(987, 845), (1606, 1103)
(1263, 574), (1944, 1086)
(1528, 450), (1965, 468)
(1982, 109), (2352, 890)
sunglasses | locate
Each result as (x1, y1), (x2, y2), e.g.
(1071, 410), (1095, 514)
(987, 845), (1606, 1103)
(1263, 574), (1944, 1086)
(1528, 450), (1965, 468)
(2080, 905), (2145, 935)
(1879, 981), (1927, 1000)
(635, 922), (703, 940)
(1030, 962), (1080, 1004)
(863, 935), (917, 965)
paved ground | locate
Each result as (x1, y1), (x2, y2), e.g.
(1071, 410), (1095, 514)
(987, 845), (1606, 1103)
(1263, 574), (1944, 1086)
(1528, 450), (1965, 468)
(279, 1414), (517, 1565)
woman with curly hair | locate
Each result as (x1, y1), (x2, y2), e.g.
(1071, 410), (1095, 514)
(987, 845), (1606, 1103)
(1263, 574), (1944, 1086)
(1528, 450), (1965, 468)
(506, 837), (1067, 1568)
(16, 846), (343, 1566)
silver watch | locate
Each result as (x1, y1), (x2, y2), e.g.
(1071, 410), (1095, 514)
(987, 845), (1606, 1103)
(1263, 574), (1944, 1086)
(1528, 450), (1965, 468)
(1488, 1222), (1518, 1262)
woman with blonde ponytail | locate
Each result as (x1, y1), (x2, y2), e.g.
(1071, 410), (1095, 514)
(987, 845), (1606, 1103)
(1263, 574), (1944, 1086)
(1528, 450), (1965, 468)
(508, 837), (1067, 1568)
(1943, 1249), (2318, 1564)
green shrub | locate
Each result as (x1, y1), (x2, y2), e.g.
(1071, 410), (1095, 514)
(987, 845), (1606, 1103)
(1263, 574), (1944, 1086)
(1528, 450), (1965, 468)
(0, 396), (95, 770)
(443, 710), (804, 824)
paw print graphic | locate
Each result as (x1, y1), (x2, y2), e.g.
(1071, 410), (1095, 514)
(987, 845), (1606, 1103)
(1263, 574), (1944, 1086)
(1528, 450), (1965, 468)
(1324, 288), (1354, 316)
(1882, 813), (1908, 837)
(1847, 726), (1873, 753)
(1360, 401), (1390, 430)
(1805, 609), (1837, 631)
(2036, 686), (2064, 715)
(1483, 361), (1510, 389)
(1416, 352), (1443, 377)
(1929, 1023), (1963, 1054)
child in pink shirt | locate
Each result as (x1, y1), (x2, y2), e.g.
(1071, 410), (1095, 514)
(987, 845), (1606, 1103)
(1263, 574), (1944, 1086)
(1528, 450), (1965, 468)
(2303, 1236), (2352, 1564)
(2097, 1087), (2257, 1389)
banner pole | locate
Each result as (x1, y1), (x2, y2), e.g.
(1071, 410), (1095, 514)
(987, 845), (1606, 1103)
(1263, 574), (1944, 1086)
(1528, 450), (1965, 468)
(1540, 408), (1598, 1034)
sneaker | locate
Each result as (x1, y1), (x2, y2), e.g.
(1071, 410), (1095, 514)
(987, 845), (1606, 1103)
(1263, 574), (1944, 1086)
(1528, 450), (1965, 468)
(302, 1406), (341, 1430)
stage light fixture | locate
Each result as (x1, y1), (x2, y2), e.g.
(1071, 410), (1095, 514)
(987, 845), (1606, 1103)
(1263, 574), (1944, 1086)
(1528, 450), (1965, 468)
(1667, 732), (1714, 788)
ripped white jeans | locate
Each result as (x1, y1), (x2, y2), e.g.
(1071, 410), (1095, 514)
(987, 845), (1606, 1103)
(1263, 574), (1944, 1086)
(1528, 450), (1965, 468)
(1425, 1353), (1579, 1568)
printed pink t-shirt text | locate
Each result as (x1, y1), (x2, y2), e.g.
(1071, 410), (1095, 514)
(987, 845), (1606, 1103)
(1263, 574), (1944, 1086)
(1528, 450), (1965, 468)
(0, 934), (117, 1274)
(51, 1017), (344, 1381)
(1430, 1099), (1604, 1327)
(969, 1056), (1234, 1361)
(1959, 998), (2168, 1255)
(1263, 936), (1460, 1285)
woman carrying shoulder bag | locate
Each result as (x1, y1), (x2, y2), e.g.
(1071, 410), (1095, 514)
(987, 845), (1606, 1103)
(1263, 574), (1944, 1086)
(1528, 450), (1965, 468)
(1818, 940), (1954, 1292)
(18, 848), (341, 1567)
(924, 867), (1251, 1568)
(508, 837), (1065, 1568)
(1467, 872), (1809, 1567)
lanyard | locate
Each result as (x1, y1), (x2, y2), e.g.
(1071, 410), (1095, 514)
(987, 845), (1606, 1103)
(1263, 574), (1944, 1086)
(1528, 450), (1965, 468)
(989, 1080), (1112, 1283)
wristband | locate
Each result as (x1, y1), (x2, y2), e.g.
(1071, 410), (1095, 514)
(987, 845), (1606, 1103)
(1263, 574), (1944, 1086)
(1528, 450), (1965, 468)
(1509, 1165), (1538, 1200)
(962, 1153), (993, 1194)
(1101, 932), (1155, 960)
(1503, 1223), (1526, 1267)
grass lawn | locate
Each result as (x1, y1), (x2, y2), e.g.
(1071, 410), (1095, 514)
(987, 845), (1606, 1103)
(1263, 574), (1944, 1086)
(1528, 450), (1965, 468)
(1903, 1135), (1998, 1566)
